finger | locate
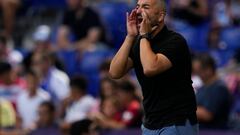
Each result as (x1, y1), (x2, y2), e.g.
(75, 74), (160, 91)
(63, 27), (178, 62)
(142, 11), (147, 20)
(142, 11), (150, 22)
(129, 9), (136, 19)
(126, 12), (129, 21)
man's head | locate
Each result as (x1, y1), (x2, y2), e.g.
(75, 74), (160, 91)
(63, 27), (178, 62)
(38, 101), (55, 126)
(31, 52), (53, 76)
(116, 80), (136, 106)
(136, 0), (166, 28)
(0, 61), (13, 84)
(25, 70), (39, 95)
(70, 76), (88, 100)
(192, 54), (217, 83)
(70, 119), (98, 135)
(33, 25), (51, 53)
(67, 0), (85, 10)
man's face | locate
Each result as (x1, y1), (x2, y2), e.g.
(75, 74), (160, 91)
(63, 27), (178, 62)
(38, 105), (53, 125)
(193, 60), (211, 82)
(67, 0), (83, 10)
(26, 74), (37, 92)
(136, 0), (163, 28)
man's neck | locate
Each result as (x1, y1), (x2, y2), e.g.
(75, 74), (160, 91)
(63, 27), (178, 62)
(151, 23), (165, 38)
(29, 90), (37, 98)
(74, 93), (85, 102)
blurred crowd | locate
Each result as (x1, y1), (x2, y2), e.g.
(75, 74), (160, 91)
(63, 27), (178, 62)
(0, 0), (240, 135)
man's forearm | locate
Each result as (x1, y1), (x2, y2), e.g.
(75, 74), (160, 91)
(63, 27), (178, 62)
(140, 38), (171, 76)
(109, 36), (134, 79)
(140, 38), (158, 75)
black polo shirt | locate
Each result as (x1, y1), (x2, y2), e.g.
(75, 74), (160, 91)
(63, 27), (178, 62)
(129, 26), (197, 129)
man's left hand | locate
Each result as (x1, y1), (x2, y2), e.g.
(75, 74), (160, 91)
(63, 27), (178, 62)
(139, 11), (152, 35)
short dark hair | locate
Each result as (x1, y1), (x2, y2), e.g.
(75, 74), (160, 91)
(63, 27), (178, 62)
(117, 80), (135, 93)
(40, 101), (55, 113)
(70, 76), (88, 93)
(0, 61), (12, 75)
(0, 35), (7, 45)
(25, 69), (38, 78)
(70, 119), (93, 135)
(195, 54), (216, 72)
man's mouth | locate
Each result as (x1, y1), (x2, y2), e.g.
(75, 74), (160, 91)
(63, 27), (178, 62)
(137, 15), (143, 24)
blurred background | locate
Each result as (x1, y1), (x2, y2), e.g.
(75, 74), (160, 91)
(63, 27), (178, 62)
(0, 0), (240, 135)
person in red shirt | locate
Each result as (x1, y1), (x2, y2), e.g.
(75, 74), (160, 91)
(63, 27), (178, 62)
(91, 80), (142, 129)
(116, 80), (142, 128)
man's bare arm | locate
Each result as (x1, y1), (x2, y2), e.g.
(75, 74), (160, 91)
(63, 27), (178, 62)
(140, 38), (172, 77)
(109, 36), (134, 79)
(109, 10), (137, 79)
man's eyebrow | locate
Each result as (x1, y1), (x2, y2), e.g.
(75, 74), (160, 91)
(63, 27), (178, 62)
(136, 3), (151, 7)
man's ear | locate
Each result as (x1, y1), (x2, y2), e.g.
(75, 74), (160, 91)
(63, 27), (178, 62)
(158, 13), (165, 23)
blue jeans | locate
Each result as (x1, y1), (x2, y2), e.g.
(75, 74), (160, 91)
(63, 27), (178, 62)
(141, 120), (199, 135)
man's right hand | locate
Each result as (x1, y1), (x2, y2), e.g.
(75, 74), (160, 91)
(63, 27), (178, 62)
(126, 9), (138, 37)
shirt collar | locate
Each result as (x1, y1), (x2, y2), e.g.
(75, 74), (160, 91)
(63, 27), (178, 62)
(151, 25), (168, 41)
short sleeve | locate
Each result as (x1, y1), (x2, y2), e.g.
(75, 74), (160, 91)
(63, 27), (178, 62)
(207, 86), (230, 114)
(156, 35), (188, 67)
(196, 84), (230, 115)
(128, 36), (139, 61)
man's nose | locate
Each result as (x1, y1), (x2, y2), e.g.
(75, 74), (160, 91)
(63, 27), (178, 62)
(136, 7), (142, 14)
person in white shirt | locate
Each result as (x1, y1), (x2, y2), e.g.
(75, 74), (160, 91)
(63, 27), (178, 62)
(31, 52), (70, 103)
(61, 76), (96, 130)
(17, 70), (50, 130)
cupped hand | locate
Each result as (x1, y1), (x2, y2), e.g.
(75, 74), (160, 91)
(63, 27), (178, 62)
(126, 9), (138, 37)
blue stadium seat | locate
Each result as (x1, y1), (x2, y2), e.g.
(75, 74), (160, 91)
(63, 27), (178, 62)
(171, 20), (209, 52)
(29, 0), (67, 9)
(210, 49), (234, 67)
(220, 27), (240, 50)
(96, 2), (130, 49)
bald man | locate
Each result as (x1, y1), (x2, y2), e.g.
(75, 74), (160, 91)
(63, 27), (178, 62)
(109, 0), (198, 134)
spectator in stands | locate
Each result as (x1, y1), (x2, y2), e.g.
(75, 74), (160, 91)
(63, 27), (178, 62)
(70, 119), (99, 135)
(89, 77), (118, 113)
(115, 80), (142, 128)
(32, 25), (53, 54)
(212, 0), (240, 28)
(16, 70), (50, 130)
(31, 52), (70, 104)
(92, 80), (142, 129)
(30, 101), (61, 135)
(193, 54), (232, 129)
(0, 61), (24, 106)
(0, 34), (23, 67)
(0, 98), (24, 135)
(212, 0), (232, 27)
(0, 0), (20, 38)
(61, 0), (106, 43)
(169, 0), (209, 25)
(74, 27), (113, 96)
(192, 56), (203, 92)
(90, 96), (121, 129)
(229, 0), (240, 25)
(23, 25), (53, 72)
(99, 77), (117, 100)
(61, 76), (96, 130)
(0, 98), (16, 129)
(55, 26), (77, 76)
(55, 26), (73, 51)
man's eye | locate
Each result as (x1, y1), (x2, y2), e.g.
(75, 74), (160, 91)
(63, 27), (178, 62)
(143, 6), (149, 9)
